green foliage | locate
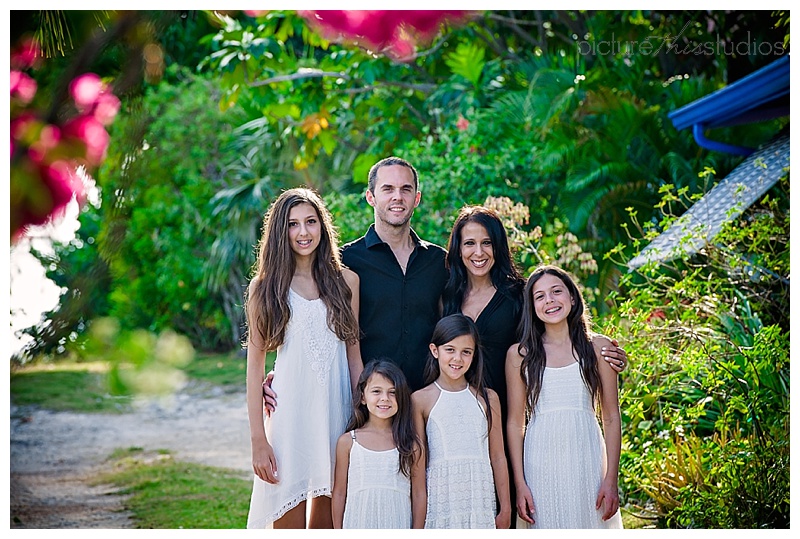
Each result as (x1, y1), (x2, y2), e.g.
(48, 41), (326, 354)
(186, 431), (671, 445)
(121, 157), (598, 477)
(445, 41), (486, 88)
(97, 70), (247, 350)
(96, 448), (251, 528)
(82, 317), (195, 397)
(604, 173), (789, 528)
(19, 199), (112, 360)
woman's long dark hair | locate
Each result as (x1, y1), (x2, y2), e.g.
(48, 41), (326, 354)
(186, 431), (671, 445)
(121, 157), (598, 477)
(244, 187), (359, 351)
(442, 205), (525, 317)
(516, 265), (601, 416)
(422, 314), (493, 432)
(347, 359), (419, 477)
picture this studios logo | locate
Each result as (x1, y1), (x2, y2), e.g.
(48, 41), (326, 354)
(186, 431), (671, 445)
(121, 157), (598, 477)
(577, 22), (787, 57)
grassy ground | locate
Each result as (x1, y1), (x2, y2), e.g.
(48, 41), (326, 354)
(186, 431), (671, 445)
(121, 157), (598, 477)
(10, 361), (133, 413)
(95, 448), (251, 529)
(9, 350), (274, 412)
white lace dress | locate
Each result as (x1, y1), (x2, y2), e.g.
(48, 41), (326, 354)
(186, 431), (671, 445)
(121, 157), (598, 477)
(522, 362), (622, 529)
(342, 431), (411, 528)
(425, 382), (496, 529)
(246, 289), (352, 528)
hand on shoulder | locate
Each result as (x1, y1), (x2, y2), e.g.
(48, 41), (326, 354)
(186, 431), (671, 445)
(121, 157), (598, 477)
(342, 267), (359, 287)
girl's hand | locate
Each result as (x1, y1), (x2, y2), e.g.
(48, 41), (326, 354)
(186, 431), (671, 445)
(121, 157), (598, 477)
(516, 484), (536, 525)
(252, 441), (279, 484)
(495, 507), (512, 529)
(596, 478), (620, 521)
(601, 339), (628, 373)
(262, 371), (277, 416)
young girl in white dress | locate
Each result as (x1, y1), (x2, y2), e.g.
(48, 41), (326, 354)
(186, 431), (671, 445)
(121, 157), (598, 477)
(244, 188), (363, 529)
(505, 265), (623, 529)
(332, 359), (419, 528)
(411, 314), (511, 529)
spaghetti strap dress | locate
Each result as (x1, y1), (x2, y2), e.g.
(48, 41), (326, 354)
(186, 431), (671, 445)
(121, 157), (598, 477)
(522, 361), (623, 529)
(246, 288), (352, 528)
(343, 430), (411, 528)
(424, 381), (496, 529)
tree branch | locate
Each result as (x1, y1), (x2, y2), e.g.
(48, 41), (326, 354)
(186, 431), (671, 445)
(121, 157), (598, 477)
(249, 68), (352, 87)
(488, 12), (542, 26)
(251, 68), (436, 94)
(495, 11), (542, 48)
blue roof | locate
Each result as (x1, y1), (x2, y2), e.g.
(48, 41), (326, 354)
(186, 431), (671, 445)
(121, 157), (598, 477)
(627, 134), (789, 269)
(669, 55), (789, 131)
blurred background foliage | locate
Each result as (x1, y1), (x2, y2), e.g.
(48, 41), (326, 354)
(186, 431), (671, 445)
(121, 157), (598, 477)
(9, 9), (789, 528)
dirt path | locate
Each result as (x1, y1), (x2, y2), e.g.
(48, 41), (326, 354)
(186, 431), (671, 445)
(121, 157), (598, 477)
(10, 383), (251, 528)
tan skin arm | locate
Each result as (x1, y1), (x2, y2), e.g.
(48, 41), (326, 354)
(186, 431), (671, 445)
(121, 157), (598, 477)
(342, 268), (364, 391)
(485, 388), (511, 528)
(410, 389), (432, 529)
(246, 280), (278, 484)
(331, 432), (353, 528)
(505, 343), (535, 525)
(593, 337), (622, 520)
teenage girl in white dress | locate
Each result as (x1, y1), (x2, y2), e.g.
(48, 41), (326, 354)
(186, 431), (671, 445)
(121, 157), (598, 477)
(244, 188), (363, 529)
(505, 265), (623, 529)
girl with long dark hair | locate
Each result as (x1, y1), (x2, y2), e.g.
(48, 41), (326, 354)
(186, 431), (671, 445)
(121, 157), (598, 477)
(245, 187), (362, 529)
(410, 314), (511, 528)
(332, 359), (419, 528)
(505, 265), (622, 529)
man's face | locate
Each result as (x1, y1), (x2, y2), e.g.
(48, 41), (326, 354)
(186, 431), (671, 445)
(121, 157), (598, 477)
(366, 164), (421, 228)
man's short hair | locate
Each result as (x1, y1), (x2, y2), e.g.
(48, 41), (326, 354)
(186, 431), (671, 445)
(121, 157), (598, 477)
(367, 156), (419, 193)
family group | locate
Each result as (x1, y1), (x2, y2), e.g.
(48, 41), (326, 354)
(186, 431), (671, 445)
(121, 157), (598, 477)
(244, 157), (627, 529)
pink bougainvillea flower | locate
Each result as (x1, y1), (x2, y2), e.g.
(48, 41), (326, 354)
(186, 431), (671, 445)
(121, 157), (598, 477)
(62, 115), (110, 166)
(92, 92), (121, 125)
(244, 10), (269, 17)
(456, 116), (470, 131)
(69, 73), (104, 110)
(10, 113), (42, 146)
(10, 36), (41, 70)
(10, 70), (37, 104)
(42, 160), (84, 210)
(299, 10), (475, 60)
(27, 124), (62, 163)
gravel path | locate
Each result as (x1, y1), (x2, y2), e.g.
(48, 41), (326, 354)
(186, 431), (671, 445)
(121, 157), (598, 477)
(10, 384), (251, 528)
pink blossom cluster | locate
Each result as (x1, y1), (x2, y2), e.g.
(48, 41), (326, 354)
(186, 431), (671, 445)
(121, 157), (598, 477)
(297, 10), (474, 60)
(10, 38), (120, 242)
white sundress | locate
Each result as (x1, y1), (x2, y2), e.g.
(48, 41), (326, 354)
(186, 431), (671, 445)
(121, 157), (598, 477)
(522, 361), (623, 529)
(246, 288), (352, 528)
(424, 382), (496, 529)
(342, 430), (411, 528)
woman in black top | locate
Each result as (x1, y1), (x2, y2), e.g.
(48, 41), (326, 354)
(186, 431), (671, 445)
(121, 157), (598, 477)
(441, 205), (524, 411)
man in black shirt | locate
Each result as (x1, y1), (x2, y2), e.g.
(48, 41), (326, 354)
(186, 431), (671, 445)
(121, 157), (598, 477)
(340, 157), (447, 391)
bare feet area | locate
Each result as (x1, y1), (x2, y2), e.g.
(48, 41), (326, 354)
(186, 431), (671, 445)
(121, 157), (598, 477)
(10, 382), (251, 529)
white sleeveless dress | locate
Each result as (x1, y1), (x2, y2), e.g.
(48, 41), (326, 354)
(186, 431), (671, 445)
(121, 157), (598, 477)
(246, 289), (352, 528)
(343, 430), (411, 528)
(522, 362), (622, 529)
(425, 382), (496, 529)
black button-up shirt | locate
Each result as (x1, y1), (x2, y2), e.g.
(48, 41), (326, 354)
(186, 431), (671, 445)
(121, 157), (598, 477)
(342, 225), (448, 391)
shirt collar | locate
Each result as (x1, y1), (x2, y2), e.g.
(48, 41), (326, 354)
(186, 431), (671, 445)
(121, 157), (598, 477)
(365, 224), (426, 250)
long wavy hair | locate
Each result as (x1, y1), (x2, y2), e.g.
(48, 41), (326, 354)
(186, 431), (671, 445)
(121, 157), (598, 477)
(244, 187), (359, 351)
(422, 314), (493, 432)
(346, 359), (419, 477)
(516, 265), (601, 416)
(442, 205), (525, 316)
